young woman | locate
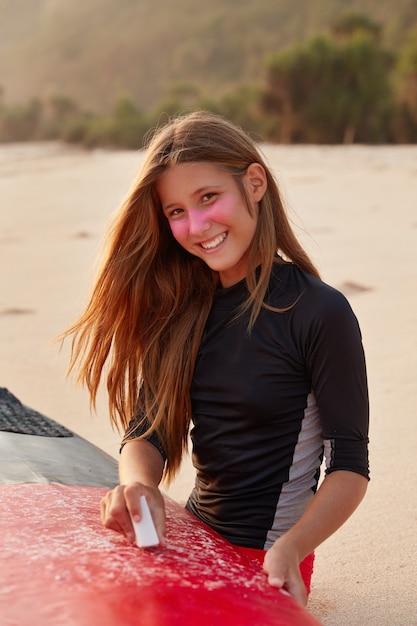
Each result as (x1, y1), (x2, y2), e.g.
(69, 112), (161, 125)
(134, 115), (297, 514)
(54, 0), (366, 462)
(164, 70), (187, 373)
(64, 111), (369, 607)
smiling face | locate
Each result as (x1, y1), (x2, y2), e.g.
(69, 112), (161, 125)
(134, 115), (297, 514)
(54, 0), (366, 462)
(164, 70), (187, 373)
(157, 162), (267, 287)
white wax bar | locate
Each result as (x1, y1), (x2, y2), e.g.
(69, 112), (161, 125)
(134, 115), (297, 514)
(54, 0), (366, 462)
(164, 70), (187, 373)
(130, 495), (160, 548)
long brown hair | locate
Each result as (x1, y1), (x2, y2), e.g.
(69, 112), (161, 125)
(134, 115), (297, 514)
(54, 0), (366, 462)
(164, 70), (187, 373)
(63, 110), (320, 482)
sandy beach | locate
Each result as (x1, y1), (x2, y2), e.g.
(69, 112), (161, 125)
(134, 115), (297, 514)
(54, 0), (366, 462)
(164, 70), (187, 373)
(0, 140), (416, 625)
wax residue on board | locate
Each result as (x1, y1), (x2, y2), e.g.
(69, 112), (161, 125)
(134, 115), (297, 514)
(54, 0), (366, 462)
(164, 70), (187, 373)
(0, 484), (322, 626)
(0, 484), (267, 594)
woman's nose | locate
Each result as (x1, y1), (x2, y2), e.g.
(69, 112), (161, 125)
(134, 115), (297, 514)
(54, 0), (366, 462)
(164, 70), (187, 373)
(187, 209), (210, 236)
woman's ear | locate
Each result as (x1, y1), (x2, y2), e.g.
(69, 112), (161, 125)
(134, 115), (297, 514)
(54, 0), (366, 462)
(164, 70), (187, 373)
(244, 163), (267, 203)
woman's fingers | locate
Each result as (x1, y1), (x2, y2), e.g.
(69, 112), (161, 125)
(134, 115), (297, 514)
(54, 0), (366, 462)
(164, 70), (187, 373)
(100, 483), (166, 546)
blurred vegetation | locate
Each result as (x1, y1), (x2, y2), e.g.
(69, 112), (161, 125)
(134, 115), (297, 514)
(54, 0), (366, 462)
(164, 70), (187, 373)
(1, 12), (417, 146)
(262, 16), (395, 143)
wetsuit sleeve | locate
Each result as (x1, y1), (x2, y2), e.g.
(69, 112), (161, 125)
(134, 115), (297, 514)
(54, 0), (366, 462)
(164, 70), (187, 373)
(300, 286), (369, 479)
(120, 410), (167, 463)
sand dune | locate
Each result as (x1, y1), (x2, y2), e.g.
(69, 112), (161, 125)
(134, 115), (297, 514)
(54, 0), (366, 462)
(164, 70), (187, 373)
(1, 141), (416, 625)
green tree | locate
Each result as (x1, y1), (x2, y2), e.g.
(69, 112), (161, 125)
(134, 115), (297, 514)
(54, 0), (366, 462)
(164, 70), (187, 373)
(70, 96), (148, 149)
(262, 27), (393, 143)
(335, 32), (393, 143)
(392, 29), (417, 141)
(0, 98), (43, 142)
(210, 86), (265, 137)
(45, 95), (80, 139)
(332, 13), (382, 41)
(110, 96), (148, 148)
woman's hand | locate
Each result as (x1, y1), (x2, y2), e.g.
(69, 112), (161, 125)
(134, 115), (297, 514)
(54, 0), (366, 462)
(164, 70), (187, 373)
(263, 538), (307, 606)
(101, 439), (167, 546)
(100, 482), (167, 546)
(263, 470), (368, 606)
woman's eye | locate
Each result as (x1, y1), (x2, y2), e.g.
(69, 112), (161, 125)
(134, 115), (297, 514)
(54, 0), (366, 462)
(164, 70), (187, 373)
(202, 192), (216, 203)
(166, 207), (183, 220)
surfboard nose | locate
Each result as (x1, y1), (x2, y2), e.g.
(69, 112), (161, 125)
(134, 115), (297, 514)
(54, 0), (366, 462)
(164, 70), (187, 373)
(0, 388), (119, 487)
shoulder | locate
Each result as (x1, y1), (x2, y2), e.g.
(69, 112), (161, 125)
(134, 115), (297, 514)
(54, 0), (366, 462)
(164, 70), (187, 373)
(268, 262), (350, 312)
(268, 262), (361, 336)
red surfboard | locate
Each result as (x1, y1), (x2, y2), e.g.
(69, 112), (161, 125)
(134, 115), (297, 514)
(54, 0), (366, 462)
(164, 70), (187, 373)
(0, 484), (321, 626)
(0, 390), (321, 625)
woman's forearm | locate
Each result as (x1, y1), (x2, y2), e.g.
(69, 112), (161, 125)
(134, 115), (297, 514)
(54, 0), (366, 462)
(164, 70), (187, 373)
(263, 470), (368, 605)
(119, 439), (165, 487)
(280, 470), (368, 560)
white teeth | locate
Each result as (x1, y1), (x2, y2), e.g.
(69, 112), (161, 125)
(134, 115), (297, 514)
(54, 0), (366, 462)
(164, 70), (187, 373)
(200, 233), (226, 250)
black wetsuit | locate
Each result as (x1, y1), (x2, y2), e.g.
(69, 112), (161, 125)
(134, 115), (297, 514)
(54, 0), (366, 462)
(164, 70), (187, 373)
(124, 262), (369, 550)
